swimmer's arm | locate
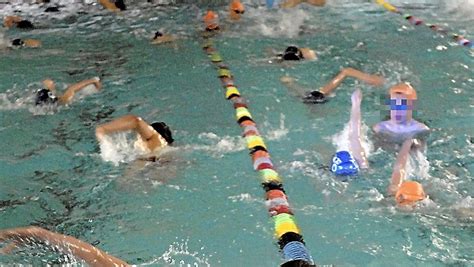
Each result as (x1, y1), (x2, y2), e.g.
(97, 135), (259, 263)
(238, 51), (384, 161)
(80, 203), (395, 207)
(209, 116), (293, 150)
(0, 226), (129, 267)
(319, 68), (385, 96)
(60, 78), (102, 104)
(280, 76), (309, 97)
(388, 138), (413, 195)
(349, 89), (369, 169)
(96, 115), (158, 143)
(23, 39), (42, 48)
(151, 35), (176, 44)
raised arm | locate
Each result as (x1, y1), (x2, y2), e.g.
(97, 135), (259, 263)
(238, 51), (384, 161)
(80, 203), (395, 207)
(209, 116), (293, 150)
(320, 67), (385, 95)
(0, 226), (129, 267)
(349, 89), (369, 169)
(387, 138), (414, 195)
(96, 115), (156, 141)
(60, 77), (102, 104)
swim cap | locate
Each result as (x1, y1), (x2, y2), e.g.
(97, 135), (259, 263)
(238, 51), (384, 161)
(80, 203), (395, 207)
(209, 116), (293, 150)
(389, 83), (417, 100)
(151, 122), (174, 144)
(44, 6), (60, 12)
(114, 0), (126, 10)
(330, 151), (359, 176)
(230, 0), (245, 14)
(35, 89), (57, 105)
(153, 31), (163, 39)
(203, 10), (219, 31)
(11, 38), (24, 46)
(303, 91), (327, 104)
(17, 20), (34, 29)
(282, 46), (303, 61)
(395, 181), (425, 206)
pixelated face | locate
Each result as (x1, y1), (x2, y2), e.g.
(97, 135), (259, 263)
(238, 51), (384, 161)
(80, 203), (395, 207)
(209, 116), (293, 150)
(387, 94), (416, 122)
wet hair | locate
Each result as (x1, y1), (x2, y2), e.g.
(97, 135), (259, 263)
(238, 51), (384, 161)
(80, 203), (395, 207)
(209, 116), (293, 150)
(281, 46), (303, 61)
(115, 0), (126, 11)
(151, 122), (174, 144)
(302, 90), (327, 104)
(35, 88), (58, 105)
(153, 31), (163, 39)
(11, 38), (24, 46)
(16, 20), (34, 29)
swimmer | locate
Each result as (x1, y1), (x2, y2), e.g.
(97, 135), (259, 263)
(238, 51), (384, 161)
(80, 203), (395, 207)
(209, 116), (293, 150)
(151, 31), (176, 45)
(229, 0), (245, 21)
(387, 138), (428, 209)
(35, 77), (102, 106)
(331, 89), (369, 176)
(267, 0), (326, 8)
(203, 10), (220, 32)
(10, 38), (41, 48)
(276, 46), (317, 61)
(373, 83), (429, 142)
(98, 0), (126, 12)
(0, 226), (129, 266)
(280, 67), (384, 104)
(95, 115), (174, 158)
(3, 16), (34, 29)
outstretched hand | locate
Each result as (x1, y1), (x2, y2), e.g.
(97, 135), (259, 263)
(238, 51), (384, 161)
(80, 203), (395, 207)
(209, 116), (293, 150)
(351, 88), (363, 106)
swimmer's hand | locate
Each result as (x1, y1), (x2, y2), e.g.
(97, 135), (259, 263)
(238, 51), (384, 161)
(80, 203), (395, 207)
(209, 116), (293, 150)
(280, 76), (295, 84)
(95, 127), (106, 141)
(92, 78), (102, 91)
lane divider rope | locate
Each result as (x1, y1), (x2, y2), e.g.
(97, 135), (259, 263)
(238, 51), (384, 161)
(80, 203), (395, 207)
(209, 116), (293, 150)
(375, 0), (473, 49)
(201, 30), (315, 267)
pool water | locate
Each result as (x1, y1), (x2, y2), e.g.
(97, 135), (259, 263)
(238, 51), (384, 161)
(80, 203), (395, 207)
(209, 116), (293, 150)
(0, 0), (473, 266)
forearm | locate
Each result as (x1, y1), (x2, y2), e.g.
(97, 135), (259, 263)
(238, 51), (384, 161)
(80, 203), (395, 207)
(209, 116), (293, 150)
(343, 68), (385, 86)
(61, 78), (100, 104)
(349, 90), (368, 168)
(389, 139), (413, 191)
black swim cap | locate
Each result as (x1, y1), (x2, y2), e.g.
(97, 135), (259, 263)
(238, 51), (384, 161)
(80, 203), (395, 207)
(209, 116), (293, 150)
(151, 122), (174, 144)
(115, 0), (126, 11)
(44, 6), (60, 12)
(11, 38), (24, 46)
(17, 20), (34, 29)
(282, 46), (303, 61)
(154, 31), (163, 39)
(35, 88), (58, 105)
(303, 90), (327, 104)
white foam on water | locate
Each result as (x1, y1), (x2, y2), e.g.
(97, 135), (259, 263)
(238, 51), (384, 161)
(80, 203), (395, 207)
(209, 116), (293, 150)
(98, 132), (142, 165)
(144, 239), (211, 266)
(331, 122), (373, 158)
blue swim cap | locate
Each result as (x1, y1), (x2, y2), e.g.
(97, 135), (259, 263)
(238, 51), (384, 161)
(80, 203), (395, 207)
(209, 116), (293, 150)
(330, 151), (359, 176)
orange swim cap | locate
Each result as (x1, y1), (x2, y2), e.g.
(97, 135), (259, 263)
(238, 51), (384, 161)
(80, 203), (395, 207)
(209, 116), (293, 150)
(389, 83), (417, 100)
(230, 0), (245, 13)
(203, 10), (219, 31)
(395, 181), (425, 206)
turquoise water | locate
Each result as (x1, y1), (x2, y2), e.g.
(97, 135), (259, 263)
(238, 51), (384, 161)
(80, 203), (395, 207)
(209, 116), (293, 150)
(0, 1), (473, 266)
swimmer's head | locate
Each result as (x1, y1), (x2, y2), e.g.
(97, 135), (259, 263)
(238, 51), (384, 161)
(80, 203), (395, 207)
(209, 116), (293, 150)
(303, 90), (327, 104)
(204, 10), (219, 31)
(281, 46), (303, 61)
(299, 48), (317, 60)
(11, 38), (24, 47)
(151, 122), (174, 145)
(330, 151), (359, 176)
(35, 88), (57, 105)
(388, 83), (417, 123)
(16, 20), (34, 29)
(395, 181), (425, 206)
(153, 31), (163, 39)
(229, 0), (245, 20)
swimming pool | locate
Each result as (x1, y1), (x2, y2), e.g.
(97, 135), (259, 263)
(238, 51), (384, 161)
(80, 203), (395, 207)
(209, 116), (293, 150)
(0, 0), (473, 265)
